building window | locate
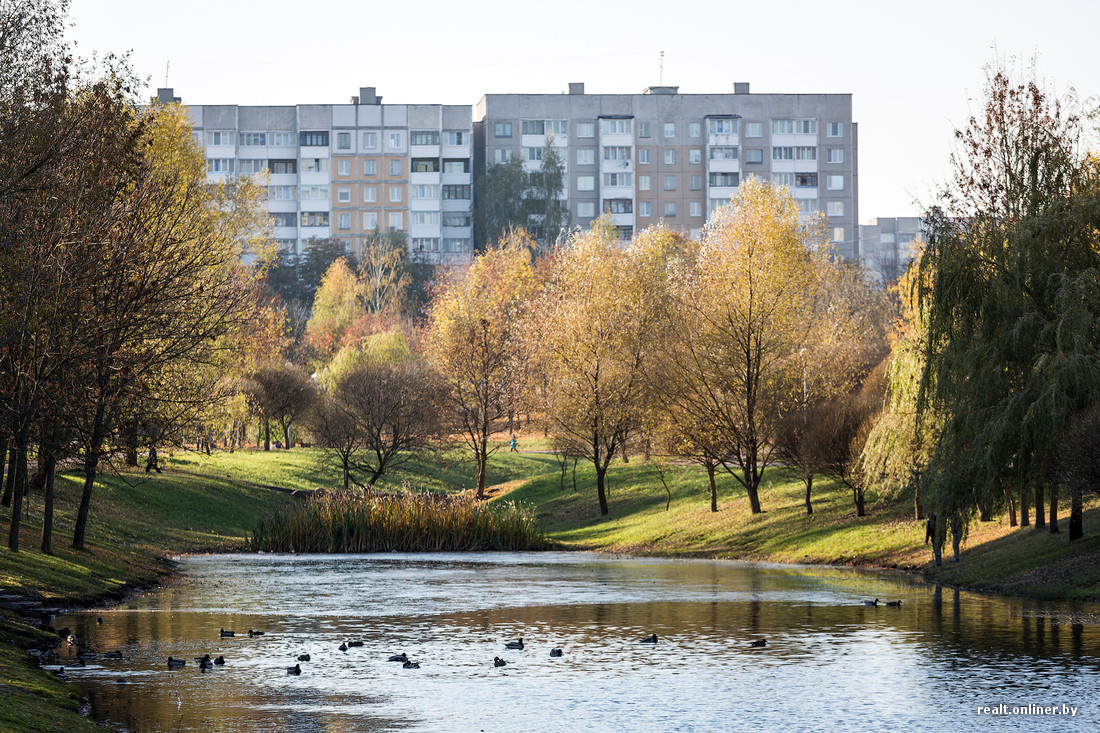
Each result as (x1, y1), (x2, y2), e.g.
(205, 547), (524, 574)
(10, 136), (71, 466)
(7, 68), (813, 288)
(237, 159), (267, 175)
(639, 175), (651, 191)
(604, 199), (632, 214)
(337, 213), (351, 230)
(745, 149), (764, 164)
(663, 175), (676, 191)
(577, 176), (595, 191)
(389, 159), (402, 176)
(599, 119), (632, 135)
(389, 185), (403, 203)
(795, 146), (817, 161)
(832, 226), (845, 242)
(827, 175), (844, 190)
(577, 202), (595, 217)
(494, 122), (513, 138)
(664, 149), (676, 165)
(336, 132), (351, 150)
(663, 122), (676, 138)
(411, 131), (440, 146)
(709, 146), (738, 160)
(363, 132), (378, 149)
(302, 158), (329, 173)
(271, 212), (296, 228)
(301, 211), (329, 227)
(799, 199), (818, 214)
(690, 201), (702, 217)
(300, 131), (329, 147)
(524, 146), (543, 162)
(206, 158), (234, 173)
(543, 120), (567, 136)
(388, 212), (403, 231)
(772, 147), (793, 161)
(363, 212), (378, 230)
(269, 131), (295, 146)
(827, 148), (844, 164)
(411, 211), (439, 226)
(773, 172), (795, 188)
(443, 238), (469, 253)
(577, 149), (595, 165)
(413, 237), (440, 252)
(269, 159), (296, 174)
(521, 120), (545, 135)
(362, 186), (377, 203)
(299, 185), (329, 199)
(604, 146), (631, 161)
(639, 201), (651, 217)
(795, 172), (818, 187)
(689, 148), (702, 165)
(268, 185), (296, 200)
(638, 149), (650, 164)
(494, 149), (514, 163)
(689, 122), (702, 138)
(795, 119), (817, 134)
(239, 132), (266, 146)
(442, 213), (471, 227)
(826, 201), (844, 216)
(576, 122), (595, 138)
(638, 122), (650, 138)
(446, 131), (466, 146)
(443, 159), (469, 174)
(689, 175), (702, 190)
(337, 186), (351, 203)
(442, 184), (471, 199)
(743, 122), (763, 138)
(710, 172), (740, 187)
(827, 122), (844, 137)
(337, 159), (351, 176)
(411, 158), (439, 173)
(387, 132), (403, 149)
(664, 202), (676, 217)
(363, 159), (377, 176)
(603, 172), (632, 187)
(206, 131), (235, 146)
(708, 119), (739, 134)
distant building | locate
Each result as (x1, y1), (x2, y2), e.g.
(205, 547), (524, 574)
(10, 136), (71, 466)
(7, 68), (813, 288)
(475, 82), (859, 258)
(859, 217), (926, 283)
(178, 87), (474, 264)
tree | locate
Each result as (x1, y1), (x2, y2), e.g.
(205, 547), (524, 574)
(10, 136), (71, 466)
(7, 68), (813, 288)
(305, 257), (364, 366)
(916, 65), (1100, 540)
(654, 178), (828, 514)
(473, 157), (526, 250)
(358, 230), (409, 316)
(526, 139), (568, 247)
(427, 230), (538, 498)
(250, 362), (316, 449)
(1058, 404), (1100, 541)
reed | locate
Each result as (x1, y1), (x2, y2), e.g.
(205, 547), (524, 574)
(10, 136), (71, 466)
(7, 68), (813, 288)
(248, 489), (545, 553)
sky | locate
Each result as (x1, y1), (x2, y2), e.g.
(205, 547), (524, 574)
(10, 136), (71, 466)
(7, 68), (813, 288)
(65, 0), (1100, 222)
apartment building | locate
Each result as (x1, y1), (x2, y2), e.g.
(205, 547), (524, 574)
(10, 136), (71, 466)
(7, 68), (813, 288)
(172, 87), (474, 264)
(474, 82), (859, 258)
(859, 216), (925, 283)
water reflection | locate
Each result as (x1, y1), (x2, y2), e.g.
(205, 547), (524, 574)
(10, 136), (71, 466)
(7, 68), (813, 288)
(55, 553), (1099, 732)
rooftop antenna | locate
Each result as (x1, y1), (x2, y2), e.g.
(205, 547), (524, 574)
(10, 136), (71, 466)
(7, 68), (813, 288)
(164, 60), (170, 88)
(659, 51), (664, 85)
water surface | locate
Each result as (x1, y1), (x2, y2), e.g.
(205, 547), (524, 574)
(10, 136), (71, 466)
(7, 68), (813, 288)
(55, 552), (1100, 731)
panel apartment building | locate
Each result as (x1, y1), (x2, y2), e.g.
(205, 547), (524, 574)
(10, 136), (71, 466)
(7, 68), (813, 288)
(475, 82), (859, 258)
(173, 87), (474, 263)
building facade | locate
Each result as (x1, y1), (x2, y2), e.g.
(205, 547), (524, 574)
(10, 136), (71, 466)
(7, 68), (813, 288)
(474, 82), (859, 258)
(859, 216), (925, 283)
(175, 87), (474, 264)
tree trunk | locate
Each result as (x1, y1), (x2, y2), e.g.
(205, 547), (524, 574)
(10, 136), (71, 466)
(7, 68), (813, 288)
(1048, 484), (1059, 534)
(854, 486), (866, 517)
(571, 457), (577, 493)
(264, 420), (271, 451)
(0, 435), (7, 497)
(7, 440), (28, 551)
(1019, 482), (1030, 527)
(1, 445), (15, 507)
(73, 405), (107, 550)
(745, 466), (762, 514)
(913, 468), (923, 521)
(978, 499), (992, 522)
(475, 450), (488, 500)
(595, 463), (609, 516)
(41, 447), (56, 554)
(1004, 480), (1017, 527)
(804, 474), (814, 515)
(283, 421), (292, 450)
(1034, 484), (1046, 529)
(124, 422), (138, 467)
(1069, 482), (1083, 541)
(706, 462), (718, 513)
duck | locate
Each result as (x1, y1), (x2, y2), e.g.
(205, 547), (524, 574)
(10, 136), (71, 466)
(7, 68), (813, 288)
(863, 599), (879, 607)
(69, 658), (86, 668)
(550, 648), (563, 657)
(167, 656), (185, 669)
(199, 658), (213, 671)
(885, 600), (902, 607)
(402, 660), (420, 669)
(504, 638), (524, 650)
(220, 628), (235, 638)
(749, 638), (767, 648)
(105, 651), (123, 660)
(297, 653), (311, 662)
(494, 657), (507, 667)
(640, 634), (658, 644)
(248, 629), (264, 637)
(214, 656), (225, 665)
(387, 653), (408, 663)
(96, 617), (103, 625)
(77, 652), (97, 661)
(339, 642), (348, 652)
(195, 654), (212, 664)
(347, 640), (364, 647)
(286, 663), (301, 675)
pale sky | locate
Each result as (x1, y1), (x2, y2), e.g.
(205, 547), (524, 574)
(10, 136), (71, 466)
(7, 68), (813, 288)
(66, 0), (1100, 222)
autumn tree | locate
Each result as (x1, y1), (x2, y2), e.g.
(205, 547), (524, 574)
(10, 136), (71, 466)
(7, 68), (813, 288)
(250, 361), (316, 450)
(427, 230), (538, 498)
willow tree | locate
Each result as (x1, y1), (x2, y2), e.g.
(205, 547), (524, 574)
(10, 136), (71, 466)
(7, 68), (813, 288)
(655, 178), (830, 514)
(917, 65), (1100, 541)
(427, 230), (538, 499)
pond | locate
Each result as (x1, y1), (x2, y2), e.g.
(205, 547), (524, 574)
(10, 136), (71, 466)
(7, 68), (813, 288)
(55, 553), (1099, 732)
